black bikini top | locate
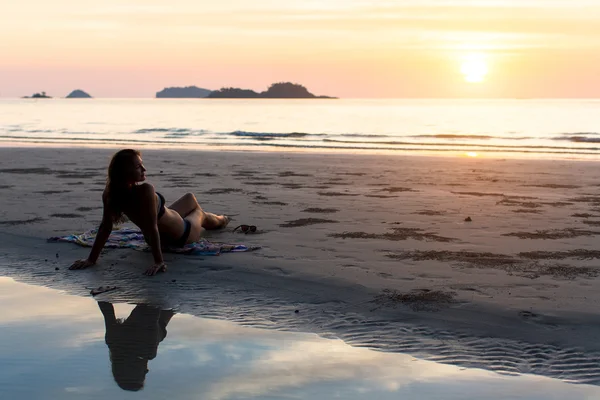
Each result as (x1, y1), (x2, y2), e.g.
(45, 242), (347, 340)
(156, 192), (166, 219)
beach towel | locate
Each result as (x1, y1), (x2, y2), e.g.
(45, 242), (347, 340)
(49, 227), (259, 256)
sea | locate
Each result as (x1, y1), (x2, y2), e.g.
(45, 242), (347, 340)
(1, 98), (600, 159)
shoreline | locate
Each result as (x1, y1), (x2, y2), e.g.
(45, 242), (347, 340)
(2, 143), (600, 161)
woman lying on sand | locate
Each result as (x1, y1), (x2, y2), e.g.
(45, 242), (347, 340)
(70, 149), (229, 276)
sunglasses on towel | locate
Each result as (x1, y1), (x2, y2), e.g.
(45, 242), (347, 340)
(233, 224), (257, 233)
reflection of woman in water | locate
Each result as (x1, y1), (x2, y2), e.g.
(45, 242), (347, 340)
(98, 302), (175, 391)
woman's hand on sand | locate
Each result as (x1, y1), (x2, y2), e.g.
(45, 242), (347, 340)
(144, 262), (167, 276)
(69, 259), (96, 270)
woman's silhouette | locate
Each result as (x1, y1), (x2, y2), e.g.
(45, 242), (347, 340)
(98, 301), (175, 391)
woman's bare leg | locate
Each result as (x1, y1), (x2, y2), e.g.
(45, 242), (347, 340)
(169, 193), (228, 230)
(168, 193), (200, 218)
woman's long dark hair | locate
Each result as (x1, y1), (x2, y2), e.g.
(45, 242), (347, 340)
(106, 149), (140, 223)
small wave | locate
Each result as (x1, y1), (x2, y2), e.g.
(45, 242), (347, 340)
(560, 132), (600, 136)
(322, 138), (596, 151)
(554, 136), (600, 143)
(164, 132), (192, 138)
(409, 134), (532, 140)
(411, 134), (494, 139)
(134, 128), (210, 137)
(339, 133), (389, 138)
(228, 131), (325, 139)
(135, 128), (172, 133)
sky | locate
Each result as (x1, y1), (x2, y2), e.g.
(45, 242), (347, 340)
(1, 0), (600, 98)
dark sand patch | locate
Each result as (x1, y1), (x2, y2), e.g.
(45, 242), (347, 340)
(242, 181), (277, 186)
(331, 227), (455, 242)
(518, 263), (599, 280)
(277, 171), (312, 177)
(582, 220), (600, 226)
(56, 172), (100, 179)
(367, 183), (390, 187)
(254, 195), (269, 200)
(387, 250), (600, 280)
(572, 213), (600, 218)
(523, 184), (581, 189)
(502, 229), (600, 239)
(240, 176), (273, 181)
(280, 183), (305, 189)
(232, 170), (261, 177)
(319, 180), (349, 186)
(51, 213), (82, 218)
(317, 191), (359, 197)
(65, 181), (84, 186)
(167, 177), (190, 182)
(307, 185), (333, 190)
(81, 167), (106, 171)
(302, 208), (339, 214)
(253, 201), (288, 206)
(519, 249), (600, 260)
(512, 209), (543, 214)
(414, 210), (446, 216)
(373, 289), (456, 311)
(279, 218), (339, 228)
(0, 185), (14, 189)
(194, 172), (218, 177)
(207, 188), (244, 194)
(76, 206), (102, 212)
(387, 250), (518, 268)
(379, 187), (417, 193)
(336, 172), (366, 176)
(364, 194), (398, 199)
(451, 191), (505, 197)
(497, 198), (543, 209)
(35, 190), (70, 195)
(166, 184), (196, 188)
(89, 188), (104, 192)
(543, 201), (573, 207)
(0, 217), (46, 225)
(0, 168), (59, 175)
(568, 196), (600, 205)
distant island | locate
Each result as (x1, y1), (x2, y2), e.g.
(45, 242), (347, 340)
(208, 82), (336, 99)
(156, 86), (212, 98)
(22, 91), (51, 99)
(66, 89), (92, 98)
(155, 82), (336, 99)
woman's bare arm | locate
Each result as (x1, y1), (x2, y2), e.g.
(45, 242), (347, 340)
(135, 184), (165, 275)
(70, 191), (113, 270)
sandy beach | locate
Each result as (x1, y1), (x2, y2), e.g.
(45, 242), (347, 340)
(2, 146), (600, 383)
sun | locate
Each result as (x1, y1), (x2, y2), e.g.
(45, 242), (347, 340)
(460, 54), (488, 83)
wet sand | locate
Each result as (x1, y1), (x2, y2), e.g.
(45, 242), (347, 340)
(1, 147), (600, 384)
(2, 277), (600, 399)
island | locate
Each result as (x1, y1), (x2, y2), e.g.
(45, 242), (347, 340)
(156, 86), (212, 98)
(66, 89), (92, 98)
(207, 82), (336, 99)
(22, 91), (51, 99)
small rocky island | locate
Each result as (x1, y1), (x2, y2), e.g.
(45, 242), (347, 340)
(23, 91), (51, 99)
(156, 86), (212, 98)
(155, 82), (336, 99)
(66, 89), (92, 98)
(208, 82), (336, 99)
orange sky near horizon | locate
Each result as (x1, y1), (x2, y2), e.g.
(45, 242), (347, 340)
(1, 0), (600, 98)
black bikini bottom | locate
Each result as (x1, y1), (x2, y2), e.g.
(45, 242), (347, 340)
(173, 219), (191, 247)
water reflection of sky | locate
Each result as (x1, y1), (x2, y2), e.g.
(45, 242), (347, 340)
(1, 277), (599, 400)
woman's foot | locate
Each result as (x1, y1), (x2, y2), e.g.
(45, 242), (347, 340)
(220, 215), (230, 229)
